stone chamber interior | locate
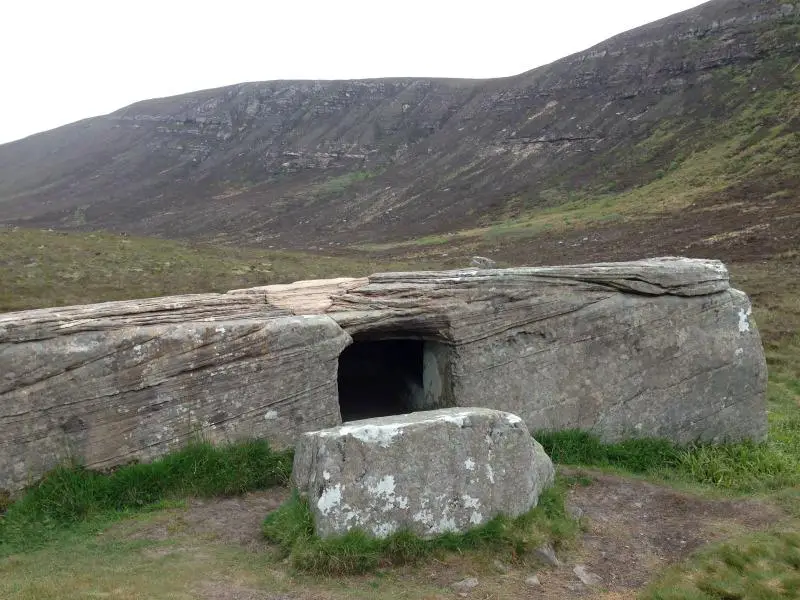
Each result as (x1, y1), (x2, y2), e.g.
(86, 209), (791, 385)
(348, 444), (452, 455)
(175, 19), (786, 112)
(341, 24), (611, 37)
(337, 338), (428, 422)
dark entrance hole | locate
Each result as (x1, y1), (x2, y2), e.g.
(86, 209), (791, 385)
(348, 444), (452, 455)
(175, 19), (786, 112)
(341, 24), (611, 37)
(337, 339), (425, 422)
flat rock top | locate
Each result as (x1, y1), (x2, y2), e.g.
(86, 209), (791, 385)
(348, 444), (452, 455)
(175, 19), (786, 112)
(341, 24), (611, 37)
(312, 407), (524, 438)
(0, 257), (731, 340)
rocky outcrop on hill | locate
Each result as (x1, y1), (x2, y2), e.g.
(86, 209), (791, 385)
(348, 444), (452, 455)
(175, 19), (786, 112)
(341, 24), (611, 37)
(0, 1), (796, 247)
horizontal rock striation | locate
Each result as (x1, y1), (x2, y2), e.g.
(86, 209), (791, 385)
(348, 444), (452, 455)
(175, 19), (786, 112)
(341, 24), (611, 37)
(0, 258), (767, 494)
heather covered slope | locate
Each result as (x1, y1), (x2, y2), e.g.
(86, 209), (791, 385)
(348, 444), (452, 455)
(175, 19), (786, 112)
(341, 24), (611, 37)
(0, 0), (797, 249)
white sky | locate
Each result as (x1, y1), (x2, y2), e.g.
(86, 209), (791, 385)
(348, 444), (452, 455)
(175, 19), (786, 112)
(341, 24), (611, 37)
(0, 0), (708, 145)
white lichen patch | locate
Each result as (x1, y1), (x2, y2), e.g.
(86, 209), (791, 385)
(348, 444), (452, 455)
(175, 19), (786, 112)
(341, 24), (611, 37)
(263, 409), (278, 420)
(317, 484), (343, 515)
(369, 475), (396, 497)
(505, 413), (523, 424)
(464, 457), (476, 470)
(321, 410), (484, 446)
(440, 413), (469, 426)
(470, 511), (484, 525)
(436, 516), (458, 533)
(413, 508), (434, 524)
(368, 475), (409, 512)
(341, 508), (363, 527)
(486, 464), (495, 483)
(330, 423), (403, 447)
(372, 522), (399, 537)
(462, 495), (481, 509)
(738, 307), (752, 333)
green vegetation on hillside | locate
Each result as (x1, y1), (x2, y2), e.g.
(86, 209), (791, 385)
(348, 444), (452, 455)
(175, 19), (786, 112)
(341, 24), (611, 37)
(312, 170), (382, 198)
(360, 54), (800, 255)
(0, 228), (434, 312)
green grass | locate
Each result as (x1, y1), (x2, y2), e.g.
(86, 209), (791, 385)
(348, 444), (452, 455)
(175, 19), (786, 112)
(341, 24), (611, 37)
(0, 523), (295, 600)
(0, 440), (292, 555)
(262, 478), (582, 575)
(643, 530), (800, 600)
(0, 228), (439, 312)
(536, 388), (800, 495)
(536, 430), (683, 474)
(312, 170), (381, 198)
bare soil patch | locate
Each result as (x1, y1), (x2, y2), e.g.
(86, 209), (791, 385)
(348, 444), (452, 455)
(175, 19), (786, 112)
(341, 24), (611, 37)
(560, 470), (784, 593)
(113, 470), (785, 599)
(128, 488), (289, 551)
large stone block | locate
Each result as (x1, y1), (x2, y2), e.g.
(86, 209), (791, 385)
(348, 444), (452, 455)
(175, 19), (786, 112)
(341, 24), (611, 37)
(0, 306), (350, 494)
(448, 288), (767, 443)
(293, 408), (554, 539)
(0, 258), (769, 496)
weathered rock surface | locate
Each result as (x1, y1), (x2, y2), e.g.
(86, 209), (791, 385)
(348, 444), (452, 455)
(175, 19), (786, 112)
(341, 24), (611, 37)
(470, 256), (496, 269)
(0, 301), (350, 494)
(292, 408), (554, 538)
(0, 258), (767, 494)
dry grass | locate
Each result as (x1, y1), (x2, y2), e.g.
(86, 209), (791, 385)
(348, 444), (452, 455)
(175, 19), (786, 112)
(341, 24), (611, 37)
(0, 228), (437, 312)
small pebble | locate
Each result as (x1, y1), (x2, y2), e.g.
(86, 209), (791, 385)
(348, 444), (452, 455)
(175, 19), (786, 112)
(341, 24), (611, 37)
(525, 574), (541, 587)
(573, 564), (603, 586)
(492, 559), (511, 573)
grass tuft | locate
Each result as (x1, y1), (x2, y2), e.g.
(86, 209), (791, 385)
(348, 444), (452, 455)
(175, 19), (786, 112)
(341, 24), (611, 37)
(643, 530), (800, 600)
(262, 479), (582, 575)
(535, 430), (683, 474)
(536, 427), (799, 494)
(0, 439), (292, 554)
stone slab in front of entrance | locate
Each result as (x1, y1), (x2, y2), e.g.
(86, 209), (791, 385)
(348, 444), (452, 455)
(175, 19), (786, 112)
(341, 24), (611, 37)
(292, 407), (555, 538)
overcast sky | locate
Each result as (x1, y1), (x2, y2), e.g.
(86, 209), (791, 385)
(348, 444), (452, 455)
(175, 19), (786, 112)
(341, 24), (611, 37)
(0, 0), (709, 145)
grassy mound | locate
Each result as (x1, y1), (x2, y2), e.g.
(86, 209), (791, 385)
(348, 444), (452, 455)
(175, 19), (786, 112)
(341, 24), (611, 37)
(0, 440), (292, 554)
(261, 478), (582, 575)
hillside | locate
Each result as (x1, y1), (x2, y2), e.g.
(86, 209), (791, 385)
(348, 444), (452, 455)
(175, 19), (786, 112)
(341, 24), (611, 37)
(0, 227), (448, 312)
(0, 0), (797, 253)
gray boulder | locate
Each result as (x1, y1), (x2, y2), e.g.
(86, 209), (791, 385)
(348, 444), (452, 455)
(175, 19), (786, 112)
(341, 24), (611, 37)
(293, 407), (554, 539)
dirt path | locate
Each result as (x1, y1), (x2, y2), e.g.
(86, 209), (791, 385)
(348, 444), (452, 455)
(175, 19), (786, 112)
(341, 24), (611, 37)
(109, 469), (785, 600)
